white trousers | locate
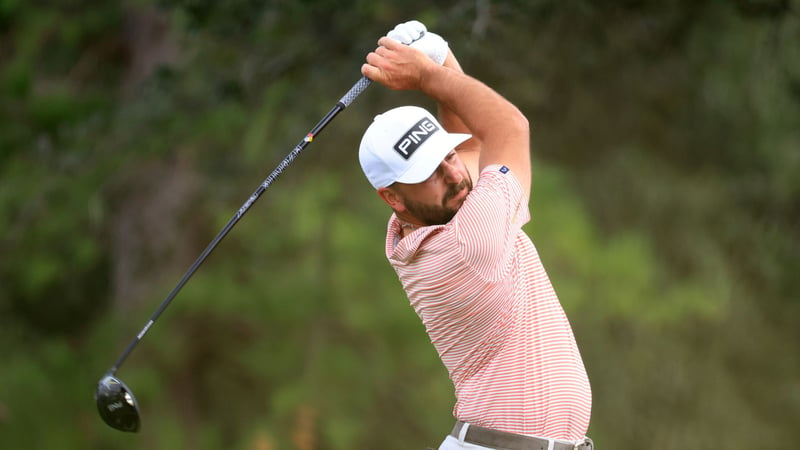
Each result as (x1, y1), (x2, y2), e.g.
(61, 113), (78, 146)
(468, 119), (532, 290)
(436, 425), (593, 450)
(438, 435), (496, 450)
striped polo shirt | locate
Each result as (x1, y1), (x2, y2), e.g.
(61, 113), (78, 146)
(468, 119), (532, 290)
(385, 165), (591, 440)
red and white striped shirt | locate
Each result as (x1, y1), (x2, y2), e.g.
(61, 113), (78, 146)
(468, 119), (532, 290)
(385, 165), (591, 440)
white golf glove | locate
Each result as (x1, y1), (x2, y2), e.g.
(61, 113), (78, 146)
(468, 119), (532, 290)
(386, 20), (449, 65)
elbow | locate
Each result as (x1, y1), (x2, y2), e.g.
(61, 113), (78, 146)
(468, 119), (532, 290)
(509, 107), (530, 135)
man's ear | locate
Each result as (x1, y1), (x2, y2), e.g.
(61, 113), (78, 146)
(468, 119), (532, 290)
(377, 187), (406, 212)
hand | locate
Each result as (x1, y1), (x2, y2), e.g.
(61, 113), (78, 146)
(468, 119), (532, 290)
(362, 36), (439, 90)
(386, 20), (449, 65)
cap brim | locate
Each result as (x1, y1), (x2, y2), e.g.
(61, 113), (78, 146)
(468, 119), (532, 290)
(394, 132), (472, 185)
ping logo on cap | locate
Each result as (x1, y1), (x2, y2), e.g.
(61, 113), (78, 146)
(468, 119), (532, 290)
(393, 118), (439, 160)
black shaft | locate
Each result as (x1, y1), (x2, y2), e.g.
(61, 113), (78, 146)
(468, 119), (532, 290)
(107, 76), (372, 375)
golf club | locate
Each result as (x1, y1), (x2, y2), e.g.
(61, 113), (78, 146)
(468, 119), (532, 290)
(95, 75), (372, 432)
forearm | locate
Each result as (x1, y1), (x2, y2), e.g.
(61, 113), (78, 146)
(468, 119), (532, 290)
(436, 52), (470, 134)
(436, 51), (480, 178)
(423, 66), (517, 139)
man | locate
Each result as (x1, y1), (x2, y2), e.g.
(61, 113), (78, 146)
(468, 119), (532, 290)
(358, 21), (593, 449)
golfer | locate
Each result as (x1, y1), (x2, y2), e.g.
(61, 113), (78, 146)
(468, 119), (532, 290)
(358, 22), (593, 449)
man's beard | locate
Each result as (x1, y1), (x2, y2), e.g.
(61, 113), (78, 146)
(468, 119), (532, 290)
(402, 177), (473, 226)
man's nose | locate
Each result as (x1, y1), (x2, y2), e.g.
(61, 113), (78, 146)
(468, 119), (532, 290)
(440, 161), (462, 183)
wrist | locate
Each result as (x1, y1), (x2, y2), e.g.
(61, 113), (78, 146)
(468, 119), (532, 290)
(417, 62), (445, 95)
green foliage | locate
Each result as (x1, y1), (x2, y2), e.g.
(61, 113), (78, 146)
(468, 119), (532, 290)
(0, 0), (798, 449)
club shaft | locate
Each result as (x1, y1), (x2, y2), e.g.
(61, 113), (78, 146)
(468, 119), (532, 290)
(108, 76), (372, 375)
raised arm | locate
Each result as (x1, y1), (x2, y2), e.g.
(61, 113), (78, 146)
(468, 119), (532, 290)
(435, 51), (470, 134)
(362, 37), (530, 194)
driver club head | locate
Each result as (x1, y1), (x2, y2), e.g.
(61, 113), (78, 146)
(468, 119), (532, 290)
(95, 374), (141, 432)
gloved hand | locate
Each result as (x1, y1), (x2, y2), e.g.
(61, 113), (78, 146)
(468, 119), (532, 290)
(386, 20), (449, 65)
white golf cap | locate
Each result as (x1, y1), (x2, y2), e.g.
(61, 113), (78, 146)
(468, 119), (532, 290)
(359, 106), (471, 189)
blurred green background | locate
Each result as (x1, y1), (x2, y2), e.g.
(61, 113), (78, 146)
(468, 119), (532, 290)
(1, 0), (798, 448)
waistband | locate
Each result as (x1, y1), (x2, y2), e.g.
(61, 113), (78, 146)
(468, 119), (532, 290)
(450, 421), (594, 450)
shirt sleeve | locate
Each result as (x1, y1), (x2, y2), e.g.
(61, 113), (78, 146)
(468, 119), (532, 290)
(451, 165), (531, 280)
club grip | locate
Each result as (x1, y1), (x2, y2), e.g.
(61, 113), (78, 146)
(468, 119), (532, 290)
(339, 76), (372, 108)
